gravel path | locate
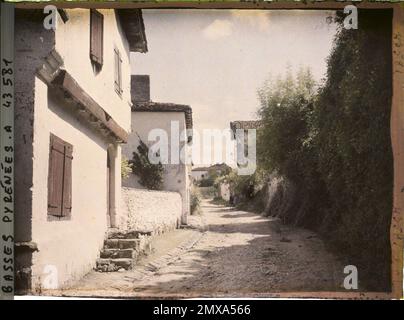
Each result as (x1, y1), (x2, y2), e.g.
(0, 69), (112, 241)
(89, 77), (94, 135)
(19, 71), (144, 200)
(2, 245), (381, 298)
(55, 199), (344, 298)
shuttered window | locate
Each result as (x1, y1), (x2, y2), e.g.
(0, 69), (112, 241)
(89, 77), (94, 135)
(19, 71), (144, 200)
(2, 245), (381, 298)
(48, 134), (73, 218)
(90, 9), (104, 66)
(114, 48), (123, 96)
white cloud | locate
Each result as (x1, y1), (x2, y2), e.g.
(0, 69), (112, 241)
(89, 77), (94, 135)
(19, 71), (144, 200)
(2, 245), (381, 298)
(202, 19), (234, 40)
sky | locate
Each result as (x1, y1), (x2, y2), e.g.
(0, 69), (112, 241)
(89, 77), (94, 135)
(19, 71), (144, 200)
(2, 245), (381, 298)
(130, 9), (338, 166)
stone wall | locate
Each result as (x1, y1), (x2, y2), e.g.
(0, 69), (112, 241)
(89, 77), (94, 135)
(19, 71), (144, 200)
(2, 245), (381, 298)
(218, 183), (231, 202)
(121, 187), (182, 234)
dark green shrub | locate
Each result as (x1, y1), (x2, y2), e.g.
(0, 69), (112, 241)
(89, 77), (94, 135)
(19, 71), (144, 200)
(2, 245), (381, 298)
(190, 188), (202, 215)
(131, 138), (164, 190)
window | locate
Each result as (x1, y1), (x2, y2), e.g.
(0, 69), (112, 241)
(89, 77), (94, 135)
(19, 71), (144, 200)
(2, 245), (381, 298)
(90, 9), (104, 67)
(48, 134), (73, 218)
(114, 47), (123, 96)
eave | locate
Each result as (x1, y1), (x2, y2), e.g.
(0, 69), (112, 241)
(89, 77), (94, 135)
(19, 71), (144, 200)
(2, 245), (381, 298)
(116, 9), (148, 53)
(51, 70), (129, 143)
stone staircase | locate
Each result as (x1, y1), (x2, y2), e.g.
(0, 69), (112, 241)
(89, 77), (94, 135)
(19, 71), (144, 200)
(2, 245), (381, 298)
(95, 229), (152, 272)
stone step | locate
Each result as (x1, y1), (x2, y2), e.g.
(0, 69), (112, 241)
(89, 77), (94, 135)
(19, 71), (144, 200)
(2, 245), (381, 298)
(104, 239), (141, 250)
(96, 258), (133, 272)
(107, 229), (152, 239)
(100, 248), (136, 259)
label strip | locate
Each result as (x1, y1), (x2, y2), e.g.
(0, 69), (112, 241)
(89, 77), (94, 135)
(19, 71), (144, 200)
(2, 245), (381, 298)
(0, 2), (15, 300)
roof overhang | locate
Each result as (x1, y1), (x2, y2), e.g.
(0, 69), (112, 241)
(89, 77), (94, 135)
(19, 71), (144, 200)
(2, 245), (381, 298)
(51, 70), (129, 143)
(116, 9), (148, 53)
(230, 120), (264, 139)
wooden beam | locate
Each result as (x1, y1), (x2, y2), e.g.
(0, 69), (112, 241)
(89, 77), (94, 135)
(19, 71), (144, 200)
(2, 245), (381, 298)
(51, 70), (128, 143)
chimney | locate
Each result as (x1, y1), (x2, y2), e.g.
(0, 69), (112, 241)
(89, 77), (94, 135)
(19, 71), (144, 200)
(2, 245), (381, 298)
(131, 75), (150, 103)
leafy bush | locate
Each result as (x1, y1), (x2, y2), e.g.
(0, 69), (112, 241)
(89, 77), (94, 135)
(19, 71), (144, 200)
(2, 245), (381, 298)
(131, 138), (164, 190)
(216, 169), (267, 211)
(121, 156), (132, 179)
(190, 188), (202, 215)
(199, 177), (215, 187)
(313, 10), (393, 291)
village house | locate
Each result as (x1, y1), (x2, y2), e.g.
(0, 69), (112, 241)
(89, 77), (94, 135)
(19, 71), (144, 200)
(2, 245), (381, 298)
(191, 163), (230, 183)
(122, 75), (193, 226)
(191, 167), (209, 182)
(14, 8), (147, 292)
(230, 120), (263, 168)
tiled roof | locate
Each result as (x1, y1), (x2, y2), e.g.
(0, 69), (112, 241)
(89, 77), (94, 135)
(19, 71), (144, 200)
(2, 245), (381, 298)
(192, 167), (210, 172)
(132, 101), (193, 130)
(230, 120), (264, 132)
(192, 163), (230, 172)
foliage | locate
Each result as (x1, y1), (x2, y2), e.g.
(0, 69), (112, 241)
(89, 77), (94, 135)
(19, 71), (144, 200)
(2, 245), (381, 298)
(257, 10), (393, 290)
(131, 137), (164, 190)
(257, 65), (317, 185)
(199, 177), (215, 187)
(190, 187), (202, 215)
(200, 164), (232, 188)
(313, 10), (393, 291)
(216, 168), (267, 210)
(121, 156), (132, 179)
(198, 186), (216, 199)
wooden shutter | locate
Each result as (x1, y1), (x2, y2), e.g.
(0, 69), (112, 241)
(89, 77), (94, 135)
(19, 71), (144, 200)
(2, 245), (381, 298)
(114, 48), (122, 95)
(48, 135), (65, 216)
(48, 134), (73, 218)
(90, 9), (104, 66)
(62, 144), (73, 217)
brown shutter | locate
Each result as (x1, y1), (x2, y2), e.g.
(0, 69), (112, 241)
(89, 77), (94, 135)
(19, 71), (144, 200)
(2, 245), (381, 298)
(114, 49), (118, 89)
(48, 135), (65, 216)
(90, 9), (104, 66)
(48, 134), (73, 218)
(114, 48), (123, 95)
(62, 144), (73, 217)
(118, 50), (122, 93)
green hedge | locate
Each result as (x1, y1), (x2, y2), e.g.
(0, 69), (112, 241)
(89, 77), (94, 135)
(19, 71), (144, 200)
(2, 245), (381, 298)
(257, 10), (393, 291)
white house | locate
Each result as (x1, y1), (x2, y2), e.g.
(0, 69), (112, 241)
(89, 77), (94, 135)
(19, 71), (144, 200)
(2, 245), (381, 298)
(191, 167), (210, 182)
(230, 120), (263, 167)
(14, 8), (147, 293)
(122, 75), (192, 225)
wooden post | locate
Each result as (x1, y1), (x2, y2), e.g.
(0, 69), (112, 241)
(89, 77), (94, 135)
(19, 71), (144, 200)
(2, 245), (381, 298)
(391, 3), (404, 299)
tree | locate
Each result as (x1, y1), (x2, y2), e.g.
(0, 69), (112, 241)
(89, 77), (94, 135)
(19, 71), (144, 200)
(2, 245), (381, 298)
(257, 66), (318, 184)
(131, 137), (164, 190)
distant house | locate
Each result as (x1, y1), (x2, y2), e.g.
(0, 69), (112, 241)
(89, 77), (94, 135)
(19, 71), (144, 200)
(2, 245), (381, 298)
(191, 167), (210, 181)
(14, 9), (147, 292)
(122, 75), (192, 224)
(230, 120), (263, 167)
(191, 163), (230, 182)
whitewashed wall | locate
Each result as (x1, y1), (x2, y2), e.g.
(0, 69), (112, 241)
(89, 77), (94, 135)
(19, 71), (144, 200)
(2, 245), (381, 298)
(55, 9), (132, 131)
(219, 183), (231, 202)
(121, 188), (182, 234)
(15, 9), (132, 291)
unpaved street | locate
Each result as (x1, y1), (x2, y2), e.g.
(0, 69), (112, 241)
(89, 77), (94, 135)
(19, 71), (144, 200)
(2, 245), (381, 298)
(58, 200), (344, 298)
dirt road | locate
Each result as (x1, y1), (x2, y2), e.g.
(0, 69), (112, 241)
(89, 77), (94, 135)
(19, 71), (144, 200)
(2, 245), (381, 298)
(58, 199), (344, 298)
